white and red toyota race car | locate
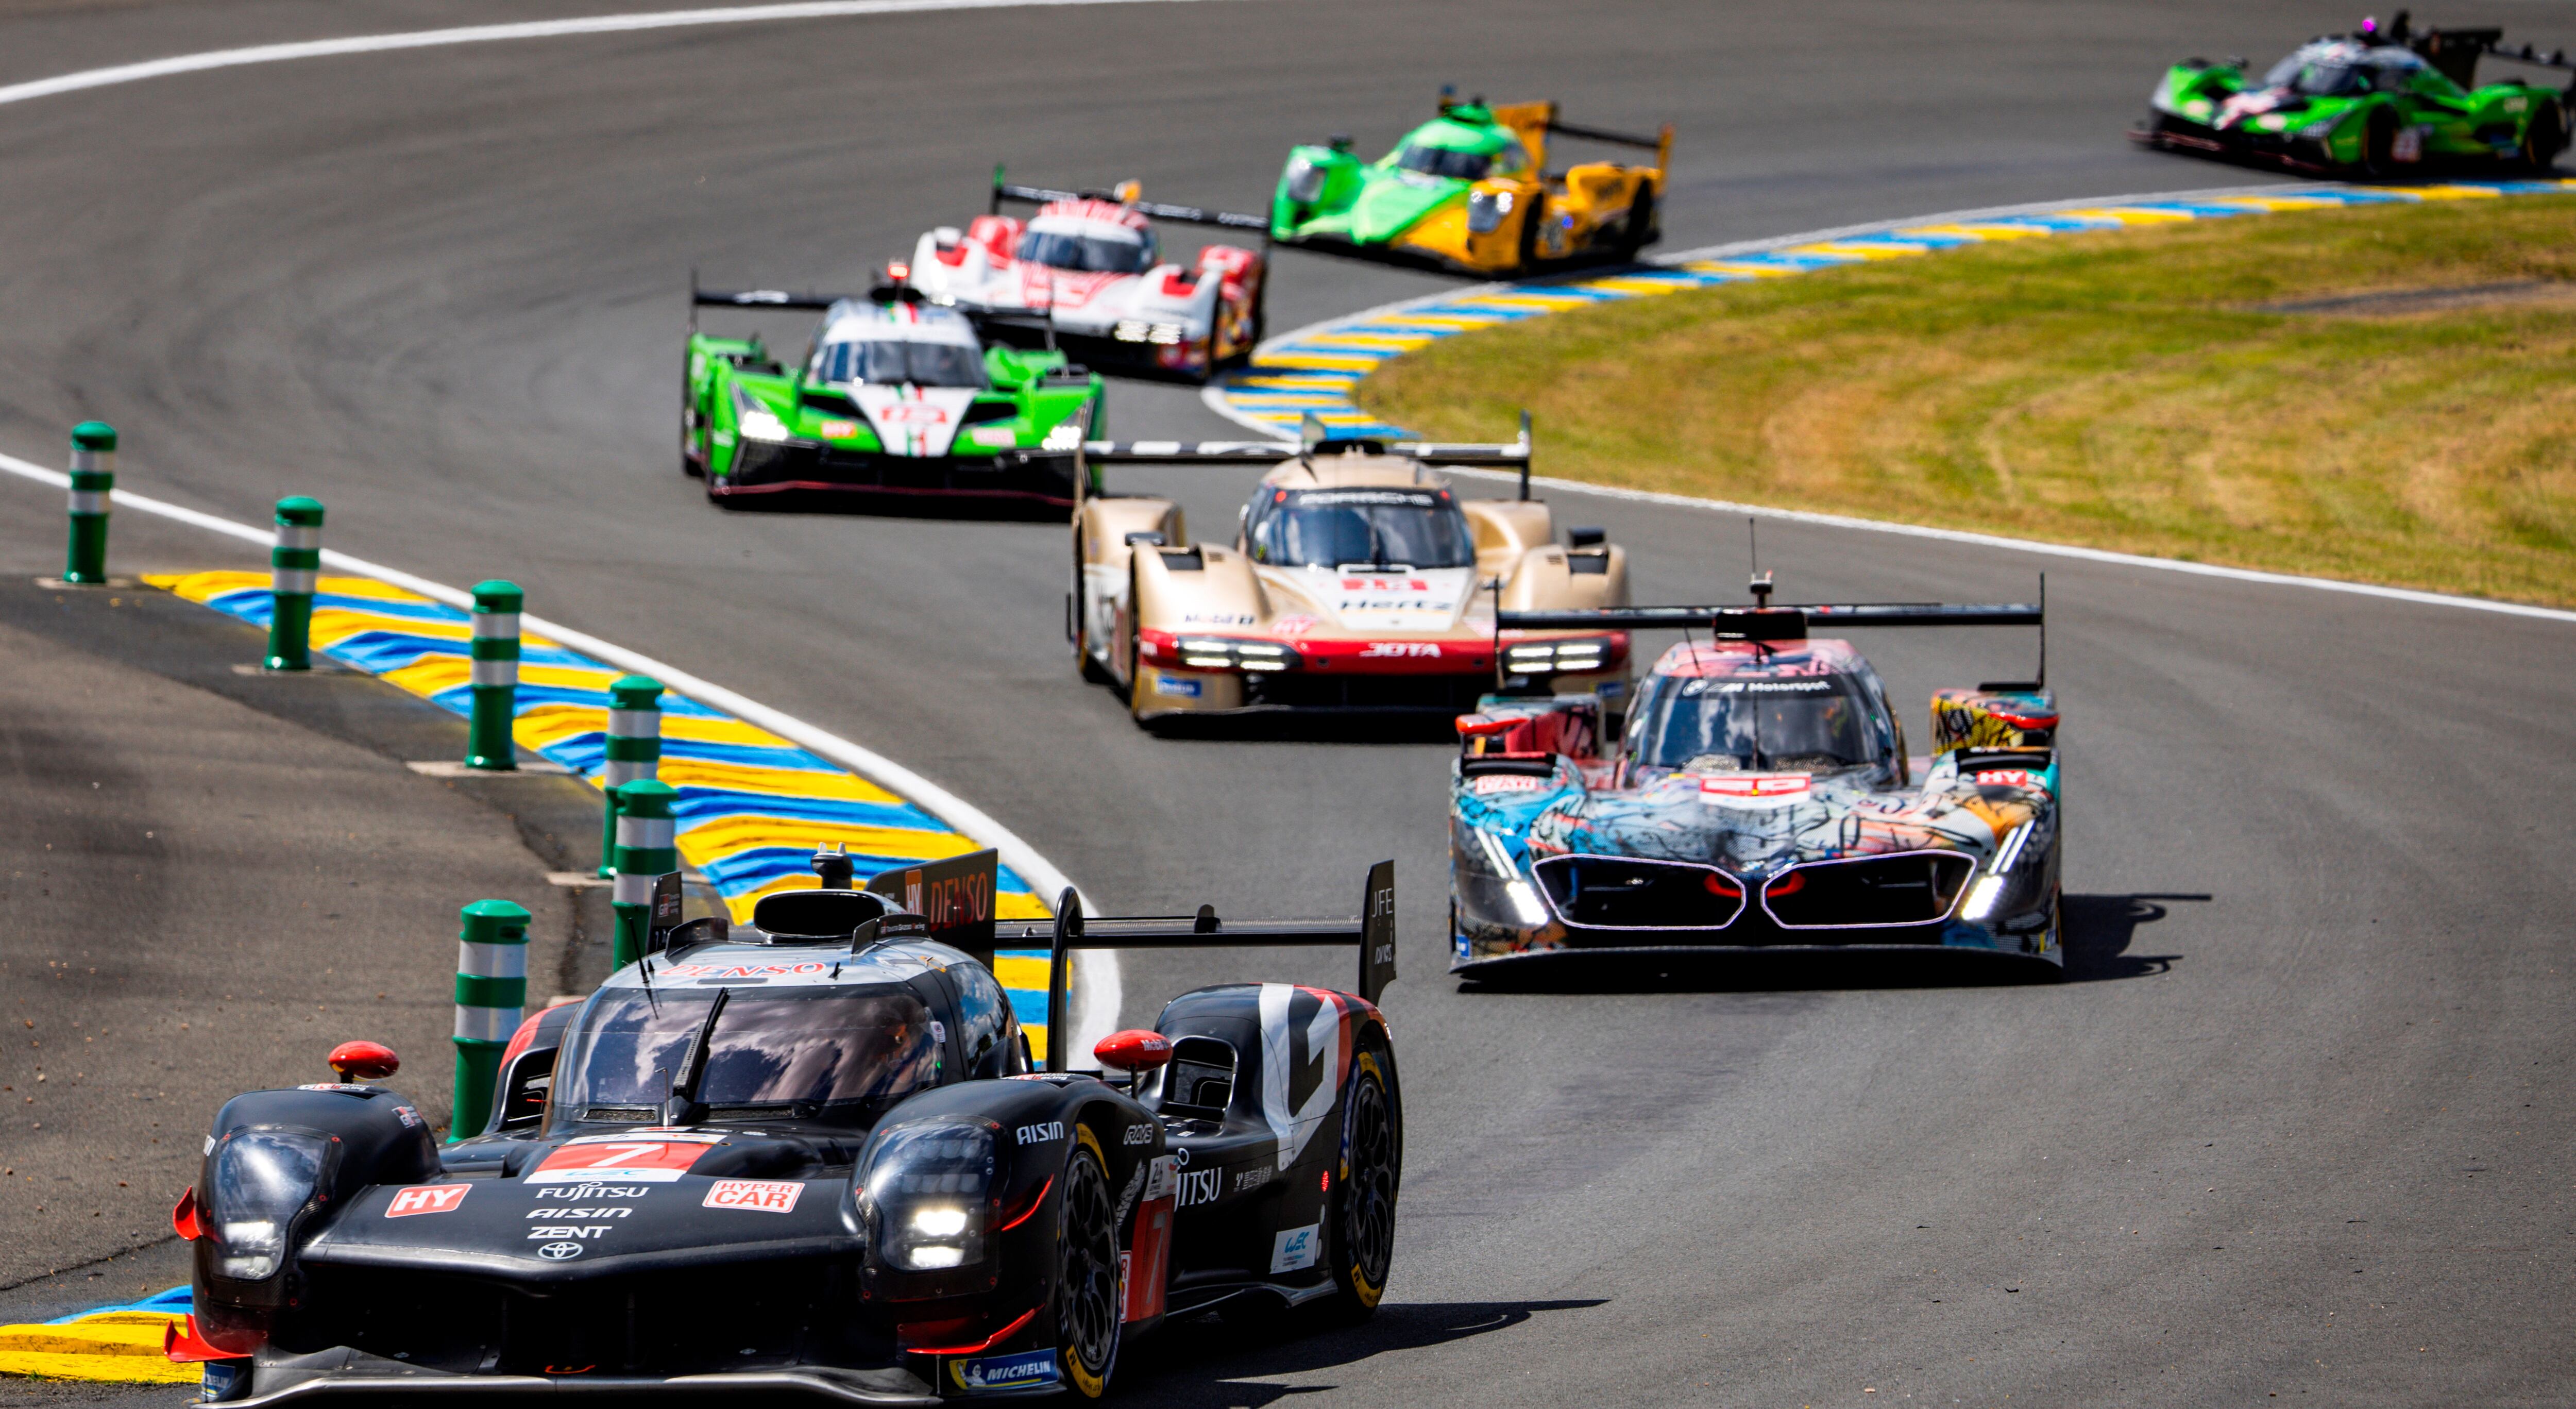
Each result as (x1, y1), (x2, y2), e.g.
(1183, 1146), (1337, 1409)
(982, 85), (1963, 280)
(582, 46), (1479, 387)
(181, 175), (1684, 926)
(903, 171), (1268, 383)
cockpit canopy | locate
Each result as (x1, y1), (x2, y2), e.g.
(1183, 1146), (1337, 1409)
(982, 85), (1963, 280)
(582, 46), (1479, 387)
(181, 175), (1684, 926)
(809, 301), (988, 388)
(1017, 204), (1159, 274)
(1389, 112), (1533, 182)
(555, 983), (939, 1126)
(1245, 487), (1477, 570)
(1626, 647), (1898, 776)
(2260, 39), (2455, 98)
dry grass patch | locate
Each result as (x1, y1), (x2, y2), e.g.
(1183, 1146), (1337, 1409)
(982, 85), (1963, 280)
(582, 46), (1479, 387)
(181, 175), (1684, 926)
(1362, 198), (2576, 606)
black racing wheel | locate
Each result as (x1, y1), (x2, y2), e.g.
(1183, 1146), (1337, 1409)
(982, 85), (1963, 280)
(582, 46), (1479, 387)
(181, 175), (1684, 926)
(2521, 102), (2567, 174)
(1325, 1044), (1400, 1317)
(1615, 185), (1658, 261)
(1052, 1128), (1122, 1397)
(2359, 107), (2400, 178)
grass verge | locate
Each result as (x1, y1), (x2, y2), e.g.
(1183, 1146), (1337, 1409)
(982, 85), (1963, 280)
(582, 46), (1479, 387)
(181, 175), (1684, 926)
(1360, 197), (2576, 607)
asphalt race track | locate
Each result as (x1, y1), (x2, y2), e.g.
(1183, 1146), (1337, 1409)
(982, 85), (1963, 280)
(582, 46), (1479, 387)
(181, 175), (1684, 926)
(4, 1), (2573, 1403)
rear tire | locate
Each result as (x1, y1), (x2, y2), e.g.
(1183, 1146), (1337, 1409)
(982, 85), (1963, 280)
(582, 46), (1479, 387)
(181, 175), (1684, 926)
(1052, 1129), (1122, 1398)
(1325, 1046), (1399, 1318)
(2359, 107), (2400, 178)
(2521, 102), (2567, 173)
(1615, 185), (1657, 261)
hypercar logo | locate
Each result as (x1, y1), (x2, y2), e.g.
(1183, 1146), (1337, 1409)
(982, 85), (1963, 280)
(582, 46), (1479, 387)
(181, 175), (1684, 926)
(703, 1179), (804, 1214)
(385, 1184), (470, 1218)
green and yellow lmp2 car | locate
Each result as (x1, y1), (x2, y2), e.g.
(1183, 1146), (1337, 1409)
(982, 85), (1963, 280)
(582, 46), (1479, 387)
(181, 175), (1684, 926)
(684, 280), (1105, 509)
(1270, 89), (1670, 276)
(2132, 13), (2571, 177)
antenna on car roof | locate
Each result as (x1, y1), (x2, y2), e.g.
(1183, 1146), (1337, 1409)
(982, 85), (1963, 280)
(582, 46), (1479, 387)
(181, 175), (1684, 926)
(1747, 517), (1773, 608)
(1517, 409), (1534, 501)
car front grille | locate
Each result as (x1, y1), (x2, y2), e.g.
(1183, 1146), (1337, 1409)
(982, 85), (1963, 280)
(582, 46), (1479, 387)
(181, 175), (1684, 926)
(1532, 856), (1745, 930)
(1762, 851), (1974, 929)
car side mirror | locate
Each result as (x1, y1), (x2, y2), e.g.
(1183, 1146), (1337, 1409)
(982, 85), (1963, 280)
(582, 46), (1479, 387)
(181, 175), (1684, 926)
(1566, 526), (1606, 549)
(1094, 1029), (1173, 1094)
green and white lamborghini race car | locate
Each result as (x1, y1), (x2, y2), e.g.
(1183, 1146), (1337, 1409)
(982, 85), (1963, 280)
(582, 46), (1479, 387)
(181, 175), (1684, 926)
(683, 280), (1106, 509)
(2132, 13), (2571, 177)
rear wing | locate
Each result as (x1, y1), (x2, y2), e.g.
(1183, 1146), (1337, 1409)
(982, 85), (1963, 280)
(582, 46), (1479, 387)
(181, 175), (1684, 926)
(1436, 88), (1674, 173)
(994, 861), (1396, 1072)
(1077, 410), (1538, 498)
(1498, 576), (2047, 687)
(990, 165), (1269, 233)
(687, 269), (859, 336)
(2409, 27), (2575, 91)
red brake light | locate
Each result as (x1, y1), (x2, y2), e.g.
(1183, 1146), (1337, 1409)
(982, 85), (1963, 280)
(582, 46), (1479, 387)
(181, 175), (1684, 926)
(327, 1040), (400, 1082)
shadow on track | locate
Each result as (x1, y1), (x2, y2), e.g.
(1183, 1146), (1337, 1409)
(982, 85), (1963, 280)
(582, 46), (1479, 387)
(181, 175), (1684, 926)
(1112, 1298), (1610, 1406)
(2062, 891), (2205, 983)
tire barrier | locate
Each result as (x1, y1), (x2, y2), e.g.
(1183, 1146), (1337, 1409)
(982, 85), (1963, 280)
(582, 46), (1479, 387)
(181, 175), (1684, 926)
(465, 579), (522, 770)
(611, 778), (679, 969)
(263, 496), (323, 671)
(451, 899), (531, 1141)
(599, 675), (664, 878)
(1211, 177), (2576, 442)
(60, 421), (114, 584)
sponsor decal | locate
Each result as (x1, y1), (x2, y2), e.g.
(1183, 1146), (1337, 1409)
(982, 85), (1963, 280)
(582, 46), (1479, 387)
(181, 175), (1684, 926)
(1685, 676), (1834, 696)
(968, 425), (1016, 447)
(1234, 1167), (1270, 1194)
(656, 961), (833, 980)
(1142, 1154), (1178, 1202)
(1699, 774), (1812, 801)
(1151, 672), (1203, 699)
(385, 1184), (471, 1218)
(1174, 1166), (1221, 1209)
(1124, 1124), (1156, 1146)
(528, 1225), (616, 1240)
(1016, 1121), (1065, 1146)
(297, 1083), (371, 1093)
(1181, 612), (1255, 626)
(1970, 769), (2051, 794)
(1598, 679), (1626, 698)
(530, 1138), (719, 1184)
(1359, 641), (1440, 658)
(1341, 577), (1431, 593)
(1297, 491), (1440, 508)
(390, 1103), (424, 1129)
(818, 418), (860, 439)
(530, 1206), (633, 1219)
(703, 1178), (805, 1214)
(877, 402), (951, 425)
(536, 1242), (585, 1261)
(1271, 614), (1320, 636)
(1469, 774), (1547, 795)
(950, 1349), (1058, 1391)
(1168, 1145), (1190, 1166)
(1270, 1223), (1320, 1273)
(539, 1184), (650, 1202)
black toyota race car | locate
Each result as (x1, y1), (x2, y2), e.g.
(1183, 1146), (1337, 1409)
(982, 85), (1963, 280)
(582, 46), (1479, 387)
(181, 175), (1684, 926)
(167, 851), (1400, 1403)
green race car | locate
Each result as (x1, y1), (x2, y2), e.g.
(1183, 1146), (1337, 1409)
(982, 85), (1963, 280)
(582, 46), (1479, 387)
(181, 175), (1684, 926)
(683, 279), (1105, 509)
(2131, 13), (2571, 176)
(1269, 90), (1670, 276)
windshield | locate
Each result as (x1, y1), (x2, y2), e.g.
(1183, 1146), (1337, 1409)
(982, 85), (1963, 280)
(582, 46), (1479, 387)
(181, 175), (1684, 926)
(556, 985), (939, 1118)
(1247, 489), (1476, 569)
(1015, 228), (1156, 274)
(815, 339), (986, 389)
(1635, 674), (1885, 773)
(1395, 142), (1494, 180)
(2261, 46), (2389, 96)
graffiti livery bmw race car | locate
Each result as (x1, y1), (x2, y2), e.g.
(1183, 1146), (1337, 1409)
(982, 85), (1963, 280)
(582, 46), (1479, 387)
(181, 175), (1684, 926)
(903, 173), (1268, 383)
(684, 279), (1106, 509)
(2131, 12), (2571, 176)
(1071, 418), (1634, 727)
(1445, 584), (2063, 977)
(1269, 89), (1670, 276)
(166, 852), (1401, 1404)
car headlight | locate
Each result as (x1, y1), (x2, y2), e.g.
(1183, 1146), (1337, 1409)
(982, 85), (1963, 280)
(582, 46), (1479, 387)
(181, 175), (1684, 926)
(1173, 638), (1297, 673)
(1467, 189), (1515, 235)
(861, 1122), (994, 1272)
(1042, 422), (1086, 451)
(207, 1131), (330, 1281)
(1285, 156), (1327, 205)
(731, 385), (793, 443)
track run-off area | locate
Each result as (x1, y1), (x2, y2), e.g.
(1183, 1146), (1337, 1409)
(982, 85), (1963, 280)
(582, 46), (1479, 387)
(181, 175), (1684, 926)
(2, 1), (2572, 1405)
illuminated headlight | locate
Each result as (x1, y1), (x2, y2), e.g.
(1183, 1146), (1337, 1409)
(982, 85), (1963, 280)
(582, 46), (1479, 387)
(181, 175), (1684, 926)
(1502, 638), (1612, 675)
(1503, 880), (1548, 928)
(737, 409), (791, 443)
(1173, 638), (1297, 673)
(861, 1122), (994, 1272)
(1113, 321), (1149, 342)
(1285, 156), (1327, 205)
(1145, 323), (1188, 346)
(1467, 189), (1516, 234)
(1959, 875), (2007, 922)
(1042, 423), (1084, 451)
(207, 1131), (329, 1282)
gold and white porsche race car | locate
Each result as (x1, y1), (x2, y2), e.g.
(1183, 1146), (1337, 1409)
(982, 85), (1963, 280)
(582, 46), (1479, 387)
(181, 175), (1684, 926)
(1070, 418), (1632, 727)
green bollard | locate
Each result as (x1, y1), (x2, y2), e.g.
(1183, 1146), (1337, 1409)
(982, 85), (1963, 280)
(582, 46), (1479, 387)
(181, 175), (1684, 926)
(465, 580), (522, 770)
(611, 779), (679, 969)
(62, 422), (116, 584)
(597, 676), (665, 878)
(450, 899), (530, 1142)
(265, 496), (325, 670)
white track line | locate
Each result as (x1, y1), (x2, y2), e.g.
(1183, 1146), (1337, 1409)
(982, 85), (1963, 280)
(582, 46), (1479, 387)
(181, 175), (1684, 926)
(0, 0), (1212, 109)
(0, 449), (1122, 1046)
(1206, 181), (2576, 625)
